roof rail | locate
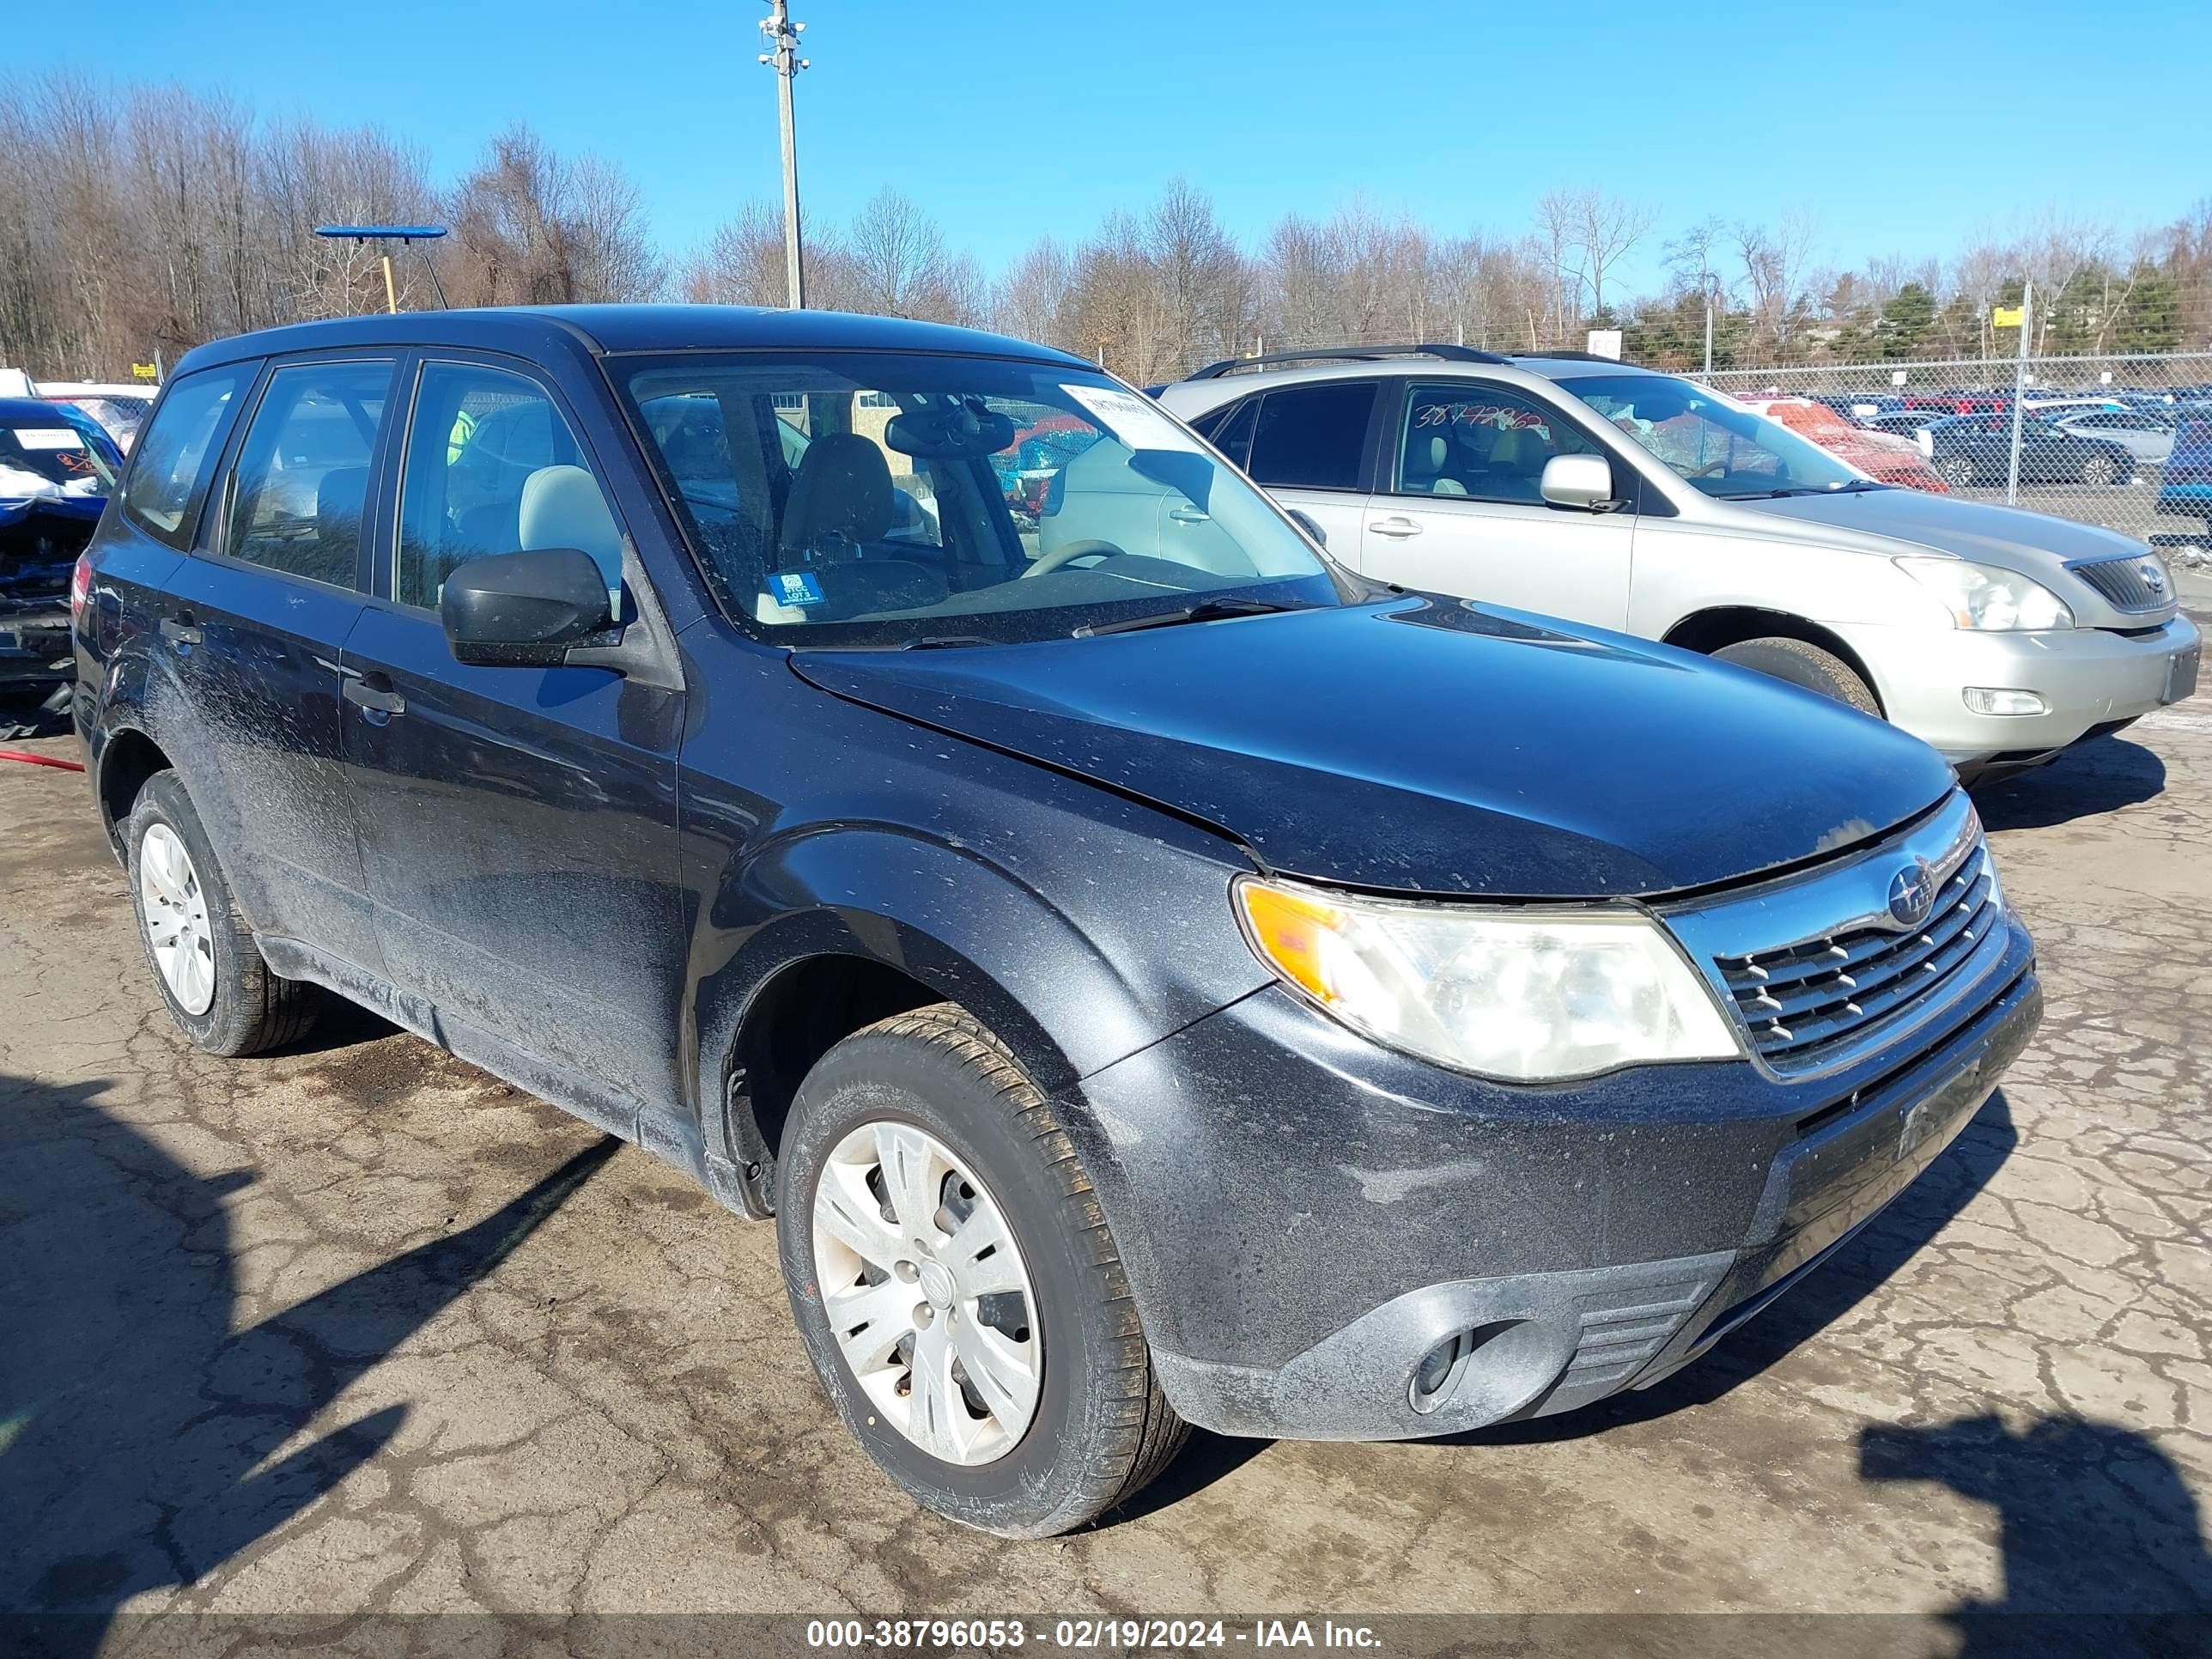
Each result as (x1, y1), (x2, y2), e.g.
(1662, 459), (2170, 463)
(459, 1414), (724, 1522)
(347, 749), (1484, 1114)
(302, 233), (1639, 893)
(1513, 349), (1626, 363)
(1182, 343), (1510, 380)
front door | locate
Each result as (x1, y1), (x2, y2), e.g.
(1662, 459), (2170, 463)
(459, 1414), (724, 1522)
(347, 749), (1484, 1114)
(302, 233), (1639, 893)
(338, 356), (687, 1134)
(157, 355), (394, 974)
(1359, 380), (1634, 629)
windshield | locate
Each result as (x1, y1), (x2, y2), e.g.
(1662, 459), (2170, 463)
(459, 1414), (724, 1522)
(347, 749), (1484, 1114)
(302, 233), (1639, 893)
(1569, 374), (1870, 498)
(0, 415), (117, 497)
(617, 352), (1343, 647)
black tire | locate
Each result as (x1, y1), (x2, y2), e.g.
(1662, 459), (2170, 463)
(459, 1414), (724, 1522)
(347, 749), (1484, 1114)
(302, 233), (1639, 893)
(1712, 635), (1881, 717)
(124, 769), (319, 1057)
(1936, 453), (1979, 488)
(775, 1003), (1188, 1537)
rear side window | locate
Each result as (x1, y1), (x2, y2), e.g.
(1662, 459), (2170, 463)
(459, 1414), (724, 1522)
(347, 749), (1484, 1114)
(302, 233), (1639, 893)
(223, 361), (392, 589)
(1192, 396), (1258, 470)
(1247, 383), (1373, 490)
(394, 362), (623, 611)
(120, 368), (246, 544)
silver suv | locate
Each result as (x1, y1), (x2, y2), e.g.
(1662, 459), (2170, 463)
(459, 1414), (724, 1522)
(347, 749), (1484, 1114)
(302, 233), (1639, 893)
(1154, 347), (2201, 775)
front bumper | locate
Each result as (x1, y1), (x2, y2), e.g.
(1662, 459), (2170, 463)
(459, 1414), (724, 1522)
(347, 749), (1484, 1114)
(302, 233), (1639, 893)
(1060, 911), (2038, 1441)
(1835, 614), (2199, 765)
(0, 605), (73, 690)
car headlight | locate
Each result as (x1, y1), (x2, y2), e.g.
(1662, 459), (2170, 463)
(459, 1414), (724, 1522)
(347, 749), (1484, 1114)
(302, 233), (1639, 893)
(1895, 556), (2074, 630)
(1235, 877), (1740, 1082)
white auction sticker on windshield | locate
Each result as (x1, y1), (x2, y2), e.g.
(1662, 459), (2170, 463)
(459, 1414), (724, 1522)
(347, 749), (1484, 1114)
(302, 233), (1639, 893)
(1060, 384), (1206, 454)
(15, 428), (86, 451)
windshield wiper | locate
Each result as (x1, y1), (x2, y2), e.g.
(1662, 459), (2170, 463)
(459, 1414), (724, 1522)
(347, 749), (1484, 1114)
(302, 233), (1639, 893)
(898, 634), (999, 650)
(1075, 597), (1301, 639)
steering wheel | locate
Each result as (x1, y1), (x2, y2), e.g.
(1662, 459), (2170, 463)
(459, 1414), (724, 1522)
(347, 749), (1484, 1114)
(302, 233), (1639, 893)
(1020, 538), (1124, 579)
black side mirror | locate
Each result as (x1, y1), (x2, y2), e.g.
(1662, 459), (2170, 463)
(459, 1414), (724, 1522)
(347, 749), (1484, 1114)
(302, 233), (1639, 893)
(441, 549), (614, 667)
(1287, 508), (1327, 547)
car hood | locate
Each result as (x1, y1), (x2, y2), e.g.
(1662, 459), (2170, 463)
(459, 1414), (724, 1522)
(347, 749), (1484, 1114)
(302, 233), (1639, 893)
(792, 599), (1954, 900)
(1735, 485), (2145, 572)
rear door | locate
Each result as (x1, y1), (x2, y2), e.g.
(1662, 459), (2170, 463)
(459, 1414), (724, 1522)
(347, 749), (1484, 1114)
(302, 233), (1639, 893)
(1358, 380), (1634, 629)
(155, 354), (393, 973)
(339, 353), (687, 1135)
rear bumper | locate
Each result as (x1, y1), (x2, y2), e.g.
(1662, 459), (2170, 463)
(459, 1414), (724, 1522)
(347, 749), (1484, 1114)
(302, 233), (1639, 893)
(1839, 614), (2199, 764)
(1060, 916), (2038, 1442)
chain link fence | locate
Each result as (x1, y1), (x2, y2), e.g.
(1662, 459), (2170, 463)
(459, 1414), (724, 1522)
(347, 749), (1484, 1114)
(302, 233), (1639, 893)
(1686, 352), (2212, 568)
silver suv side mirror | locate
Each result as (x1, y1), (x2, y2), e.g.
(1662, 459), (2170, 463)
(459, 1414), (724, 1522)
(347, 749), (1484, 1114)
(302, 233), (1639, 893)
(1540, 453), (1619, 512)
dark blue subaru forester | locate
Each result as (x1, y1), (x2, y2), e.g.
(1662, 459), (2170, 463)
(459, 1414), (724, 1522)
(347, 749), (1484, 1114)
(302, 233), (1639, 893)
(73, 306), (2039, 1535)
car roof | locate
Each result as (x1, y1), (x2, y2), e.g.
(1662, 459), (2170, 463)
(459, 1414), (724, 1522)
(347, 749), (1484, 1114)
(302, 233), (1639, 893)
(170, 304), (1094, 377)
(1156, 349), (1664, 414)
(0, 397), (93, 421)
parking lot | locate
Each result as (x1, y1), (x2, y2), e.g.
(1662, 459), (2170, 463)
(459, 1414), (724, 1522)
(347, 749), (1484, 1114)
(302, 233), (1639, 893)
(2, 663), (2209, 1646)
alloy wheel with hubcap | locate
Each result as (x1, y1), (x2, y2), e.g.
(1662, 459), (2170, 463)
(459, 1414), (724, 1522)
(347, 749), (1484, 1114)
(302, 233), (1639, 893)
(138, 821), (216, 1016)
(811, 1120), (1042, 1466)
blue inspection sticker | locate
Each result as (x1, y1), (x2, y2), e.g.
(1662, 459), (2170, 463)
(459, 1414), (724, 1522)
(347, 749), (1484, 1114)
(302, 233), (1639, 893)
(773, 570), (826, 607)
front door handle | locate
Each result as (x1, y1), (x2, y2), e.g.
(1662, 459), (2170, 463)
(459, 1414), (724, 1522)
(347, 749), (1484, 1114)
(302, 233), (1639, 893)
(342, 672), (406, 717)
(158, 611), (203, 646)
(1368, 516), (1425, 538)
(1166, 506), (1212, 524)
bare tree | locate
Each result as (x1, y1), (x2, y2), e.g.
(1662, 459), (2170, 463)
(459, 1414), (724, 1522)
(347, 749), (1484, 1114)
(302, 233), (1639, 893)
(1569, 189), (1657, 319)
(992, 236), (1073, 348)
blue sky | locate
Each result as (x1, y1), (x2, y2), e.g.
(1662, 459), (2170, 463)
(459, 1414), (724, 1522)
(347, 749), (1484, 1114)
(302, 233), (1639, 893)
(27, 1), (2209, 293)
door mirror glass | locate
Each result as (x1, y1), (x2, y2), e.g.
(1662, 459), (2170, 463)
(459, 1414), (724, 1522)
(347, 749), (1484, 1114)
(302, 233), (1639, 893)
(440, 548), (615, 666)
(1540, 453), (1616, 512)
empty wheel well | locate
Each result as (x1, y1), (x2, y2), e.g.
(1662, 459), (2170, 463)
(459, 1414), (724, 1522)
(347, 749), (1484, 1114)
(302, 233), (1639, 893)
(724, 954), (940, 1195)
(96, 729), (173, 851)
(1661, 607), (1885, 715)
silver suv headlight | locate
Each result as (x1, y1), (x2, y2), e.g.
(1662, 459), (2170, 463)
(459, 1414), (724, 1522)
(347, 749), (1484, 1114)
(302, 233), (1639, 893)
(1235, 877), (1741, 1082)
(1896, 556), (2074, 630)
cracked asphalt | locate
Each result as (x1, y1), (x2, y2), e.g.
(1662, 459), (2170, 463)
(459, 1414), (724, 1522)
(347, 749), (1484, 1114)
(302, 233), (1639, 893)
(2, 672), (2209, 1651)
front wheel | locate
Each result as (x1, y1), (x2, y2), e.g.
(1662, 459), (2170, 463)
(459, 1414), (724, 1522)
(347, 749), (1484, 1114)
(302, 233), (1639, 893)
(1936, 453), (1978, 488)
(1712, 636), (1881, 717)
(776, 1004), (1187, 1536)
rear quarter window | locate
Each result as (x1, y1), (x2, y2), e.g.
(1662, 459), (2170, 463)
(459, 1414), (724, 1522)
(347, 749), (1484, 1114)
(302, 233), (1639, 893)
(120, 368), (250, 547)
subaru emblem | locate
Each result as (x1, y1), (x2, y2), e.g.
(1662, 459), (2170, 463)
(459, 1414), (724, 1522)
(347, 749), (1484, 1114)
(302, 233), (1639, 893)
(2140, 558), (2167, 595)
(1887, 860), (1936, 928)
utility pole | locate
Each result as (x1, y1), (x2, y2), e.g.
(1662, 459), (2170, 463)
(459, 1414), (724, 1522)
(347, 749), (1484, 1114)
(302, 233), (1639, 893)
(758, 2), (810, 308)
(1703, 272), (1722, 376)
(2005, 282), (2032, 506)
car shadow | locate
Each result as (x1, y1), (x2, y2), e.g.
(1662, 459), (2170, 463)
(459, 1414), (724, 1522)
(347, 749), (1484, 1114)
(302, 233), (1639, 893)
(1449, 1087), (2019, 1447)
(0, 1070), (615, 1657)
(1972, 735), (2166, 832)
(1861, 1413), (2212, 1654)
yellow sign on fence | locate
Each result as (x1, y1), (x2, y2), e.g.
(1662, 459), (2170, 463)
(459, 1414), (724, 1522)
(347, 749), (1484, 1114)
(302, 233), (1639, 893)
(130, 362), (158, 380)
(1991, 306), (2025, 329)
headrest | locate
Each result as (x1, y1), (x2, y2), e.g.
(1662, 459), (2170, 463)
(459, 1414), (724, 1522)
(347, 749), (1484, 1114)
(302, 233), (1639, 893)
(519, 465), (622, 567)
(783, 432), (893, 550)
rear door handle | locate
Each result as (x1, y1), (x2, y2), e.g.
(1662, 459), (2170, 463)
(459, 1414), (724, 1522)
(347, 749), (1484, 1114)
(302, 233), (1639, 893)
(1166, 506), (1212, 523)
(158, 611), (202, 646)
(1368, 516), (1425, 538)
(342, 671), (405, 716)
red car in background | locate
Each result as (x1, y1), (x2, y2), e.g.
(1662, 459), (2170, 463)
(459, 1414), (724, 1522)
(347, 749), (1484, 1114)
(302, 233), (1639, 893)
(1737, 396), (1951, 493)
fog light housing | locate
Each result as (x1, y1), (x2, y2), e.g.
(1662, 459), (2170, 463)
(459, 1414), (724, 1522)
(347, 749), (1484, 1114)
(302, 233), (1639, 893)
(1410, 1331), (1476, 1414)
(1963, 687), (2047, 716)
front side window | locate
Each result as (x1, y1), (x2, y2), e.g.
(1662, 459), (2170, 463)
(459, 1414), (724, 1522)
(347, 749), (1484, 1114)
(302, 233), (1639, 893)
(121, 368), (244, 541)
(617, 351), (1343, 647)
(1570, 374), (1868, 499)
(396, 362), (623, 611)
(1395, 383), (1594, 504)
(224, 361), (392, 586)
(1247, 383), (1372, 490)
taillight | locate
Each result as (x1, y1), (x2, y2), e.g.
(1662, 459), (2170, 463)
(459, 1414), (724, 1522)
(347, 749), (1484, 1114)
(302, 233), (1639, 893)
(70, 552), (93, 629)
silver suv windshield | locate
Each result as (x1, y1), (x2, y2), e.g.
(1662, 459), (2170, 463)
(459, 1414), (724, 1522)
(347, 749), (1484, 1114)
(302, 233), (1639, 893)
(617, 351), (1344, 647)
(1568, 373), (1874, 499)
